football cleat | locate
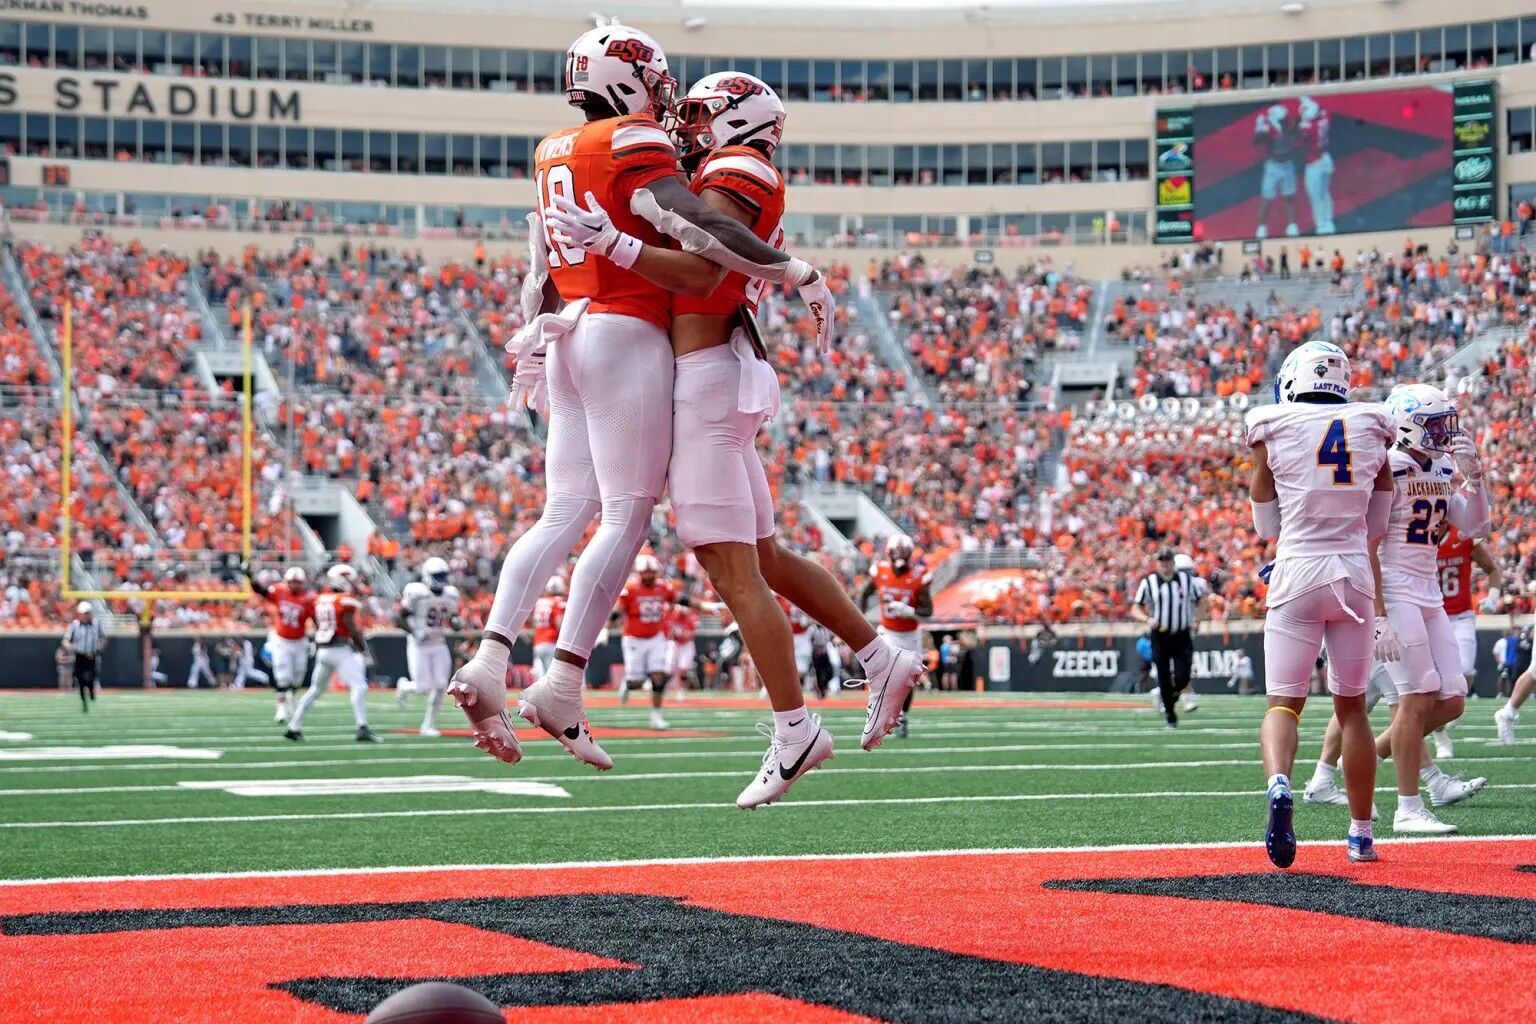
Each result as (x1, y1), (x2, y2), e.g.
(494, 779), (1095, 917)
(649, 710), (670, 731)
(274, 706), (288, 724)
(618, 680), (630, 705)
(1265, 785), (1296, 869)
(856, 647), (924, 750)
(1495, 706), (1518, 746)
(1427, 772), (1486, 808)
(448, 656), (523, 765)
(282, 728), (303, 741)
(737, 719), (835, 810)
(1303, 774), (1349, 807)
(356, 726), (381, 743)
(517, 677), (613, 771)
(419, 726), (442, 738)
(1392, 805), (1457, 834)
(1180, 693), (1199, 713)
(1347, 835), (1378, 863)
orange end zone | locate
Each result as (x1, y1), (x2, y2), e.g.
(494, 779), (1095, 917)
(3, 840), (1533, 1023)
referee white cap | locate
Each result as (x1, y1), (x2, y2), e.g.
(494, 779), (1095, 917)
(76, 601), (92, 614)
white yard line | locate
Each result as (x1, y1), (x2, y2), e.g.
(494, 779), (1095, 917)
(5, 783), (1535, 831)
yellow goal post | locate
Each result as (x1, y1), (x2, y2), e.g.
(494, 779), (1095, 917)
(59, 300), (258, 603)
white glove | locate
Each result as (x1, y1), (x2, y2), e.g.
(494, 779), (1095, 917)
(1373, 616), (1401, 663)
(520, 211), (550, 321)
(1481, 587), (1503, 613)
(883, 600), (917, 621)
(509, 348), (548, 416)
(797, 271), (836, 354)
(545, 190), (641, 269)
(1449, 433), (1483, 482)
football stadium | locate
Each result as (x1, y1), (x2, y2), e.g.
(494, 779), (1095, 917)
(1, 0), (1535, 1019)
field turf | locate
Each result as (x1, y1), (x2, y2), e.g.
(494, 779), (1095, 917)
(2, 687), (1534, 1023)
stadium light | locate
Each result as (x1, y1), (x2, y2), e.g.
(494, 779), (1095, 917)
(1280, 2), (1305, 12)
(683, 16), (709, 29)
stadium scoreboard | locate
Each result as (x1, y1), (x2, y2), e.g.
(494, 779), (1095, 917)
(1155, 80), (1497, 244)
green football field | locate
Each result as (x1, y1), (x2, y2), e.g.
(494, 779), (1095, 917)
(0, 687), (1531, 882)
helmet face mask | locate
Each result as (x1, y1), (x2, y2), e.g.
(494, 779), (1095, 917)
(283, 566), (308, 592)
(421, 556), (450, 594)
(326, 564), (358, 593)
(1387, 383), (1459, 453)
(885, 535), (914, 572)
(669, 73), (785, 170)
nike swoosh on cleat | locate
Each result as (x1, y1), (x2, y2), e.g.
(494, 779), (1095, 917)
(563, 724), (582, 741)
(788, 718), (804, 728)
(778, 731), (822, 780)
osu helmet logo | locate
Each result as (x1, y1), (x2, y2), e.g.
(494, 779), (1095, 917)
(715, 76), (763, 97)
(605, 38), (656, 63)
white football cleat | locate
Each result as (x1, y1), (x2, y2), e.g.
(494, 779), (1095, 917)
(1302, 774), (1349, 806)
(273, 705), (288, 724)
(1427, 772), (1486, 808)
(517, 677), (612, 771)
(419, 726), (442, 738)
(650, 710), (670, 731)
(1433, 729), (1454, 760)
(1393, 804), (1457, 835)
(737, 719), (835, 810)
(1180, 693), (1199, 713)
(1495, 706), (1518, 746)
(447, 655), (523, 765)
(856, 646), (924, 751)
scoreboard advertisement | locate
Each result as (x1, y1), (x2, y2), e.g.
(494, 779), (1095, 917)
(1155, 80), (1497, 244)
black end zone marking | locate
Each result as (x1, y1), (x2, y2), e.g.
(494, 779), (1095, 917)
(1045, 873), (1536, 945)
(1517, 865), (1536, 875)
(1, 894), (1333, 1023)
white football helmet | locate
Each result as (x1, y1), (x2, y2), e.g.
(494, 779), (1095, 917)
(885, 534), (915, 570)
(1275, 341), (1350, 403)
(1386, 383), (1459, 453)
(672, 72), (785, 167)
(547, 575), (567, 596)
(564, 25), (675, 119)
(421, 556), (450, 593)
(326, 564), (359, 593)
(635, 554), (662, 576)
(283, 566), (308, 590)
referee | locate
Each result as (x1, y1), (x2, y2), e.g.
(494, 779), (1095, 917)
(63, 601), (104, 713)
(1131, 549), (1204, 727)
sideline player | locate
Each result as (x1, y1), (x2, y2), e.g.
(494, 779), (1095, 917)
(666, 596), (700, 694)
(242, 563), (315, 723)
(396, 557), (461, 737)
(542, 70), (921, 800)
(781, 595), (815, 692)
(450, 26), (836, 771)
(1245, 341), (1394, 866)
(1433, 525), (1502, 756)
(286, 564), (377, 743)
(529, 576), (567, 680)
(616, 554), (677, 730)
(860, 535), (933, 739)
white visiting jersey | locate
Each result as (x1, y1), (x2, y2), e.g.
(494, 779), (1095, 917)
(1245, 402), (1393, 606)
(1380, 448), (1456, 578)
(400, 582), (459, 644)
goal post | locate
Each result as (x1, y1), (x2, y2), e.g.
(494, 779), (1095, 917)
(59, 301), (259, 603)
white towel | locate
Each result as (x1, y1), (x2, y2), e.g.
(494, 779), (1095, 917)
(731, 329), (780, 420)
(506, 297), (590, 359)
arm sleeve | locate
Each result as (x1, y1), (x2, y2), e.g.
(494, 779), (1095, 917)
(1251, 499), (1282, 539)
(629, 186), (816, 287)
(1447, 482), (1491, 538)
(1367, 490), (1392, 540)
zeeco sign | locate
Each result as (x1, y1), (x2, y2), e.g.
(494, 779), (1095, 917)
(1451, 80), (1496, 225)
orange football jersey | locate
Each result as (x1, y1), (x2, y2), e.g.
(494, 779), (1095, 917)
(673, 145), (787, 318)
(314, 592), (361, 644)
(774, 593), (811, 634)
(263, 582), (315, 641)
(531, 595), (566, 646)
(1437, 529), (1476, 616)
(668, 606), (698, 643)
(618, 580), (678, 639)
(533, 115), (679, 330)
(872, 560), (931, 633)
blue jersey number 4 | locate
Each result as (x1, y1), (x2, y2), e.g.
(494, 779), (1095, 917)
(1316, 418), (1352, 485)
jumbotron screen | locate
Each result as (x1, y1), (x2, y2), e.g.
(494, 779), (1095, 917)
(1154, 81), (1496, 243)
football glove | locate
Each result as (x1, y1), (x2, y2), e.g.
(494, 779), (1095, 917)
(520, 211), (551, 321)
(797, 271), (835, 354)
(509, 348), (549, 416)
(883, 600), (917, 621)
(1258, 562), (1274, 584)
(1481, 587), (1503, 613)
(1449, 433), (1483, 482)
(1373, 616), (1401, 663)
(545, 190), (642, 269)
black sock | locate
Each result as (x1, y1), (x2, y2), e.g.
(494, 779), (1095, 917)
(901, 688), (915, 714)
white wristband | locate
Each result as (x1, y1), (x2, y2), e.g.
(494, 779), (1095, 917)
(608, 233), (643, 270)
(785, 256), (816, 287)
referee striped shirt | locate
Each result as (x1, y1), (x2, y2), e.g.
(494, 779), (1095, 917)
(64, 618), (103, 655)
(1133, 570), (1203, 632)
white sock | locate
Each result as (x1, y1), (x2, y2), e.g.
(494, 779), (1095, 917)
(423, 689), (443, 730)
(1503, 701), (1519, 716)
(544, 658), (584, 699)
(1349, 818), (1373, 839)
(349, 684), (368, 727)
(772, 708), (813, 743)
(1398, 794), (1423, 813)
(1311, 760), (1337, 783)
(1419, 763), (1444, 784)
(857, 639), (890, 672)
(473, 639), (509, 675)
(1267, 773), (1289, 796)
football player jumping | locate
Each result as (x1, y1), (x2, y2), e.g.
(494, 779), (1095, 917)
(448, 26), (836, 772)
(542, 71), (921, 806)
(1245, 341), (1395, 866)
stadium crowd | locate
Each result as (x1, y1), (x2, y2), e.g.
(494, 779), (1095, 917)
(3, 230), (1535, 634)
